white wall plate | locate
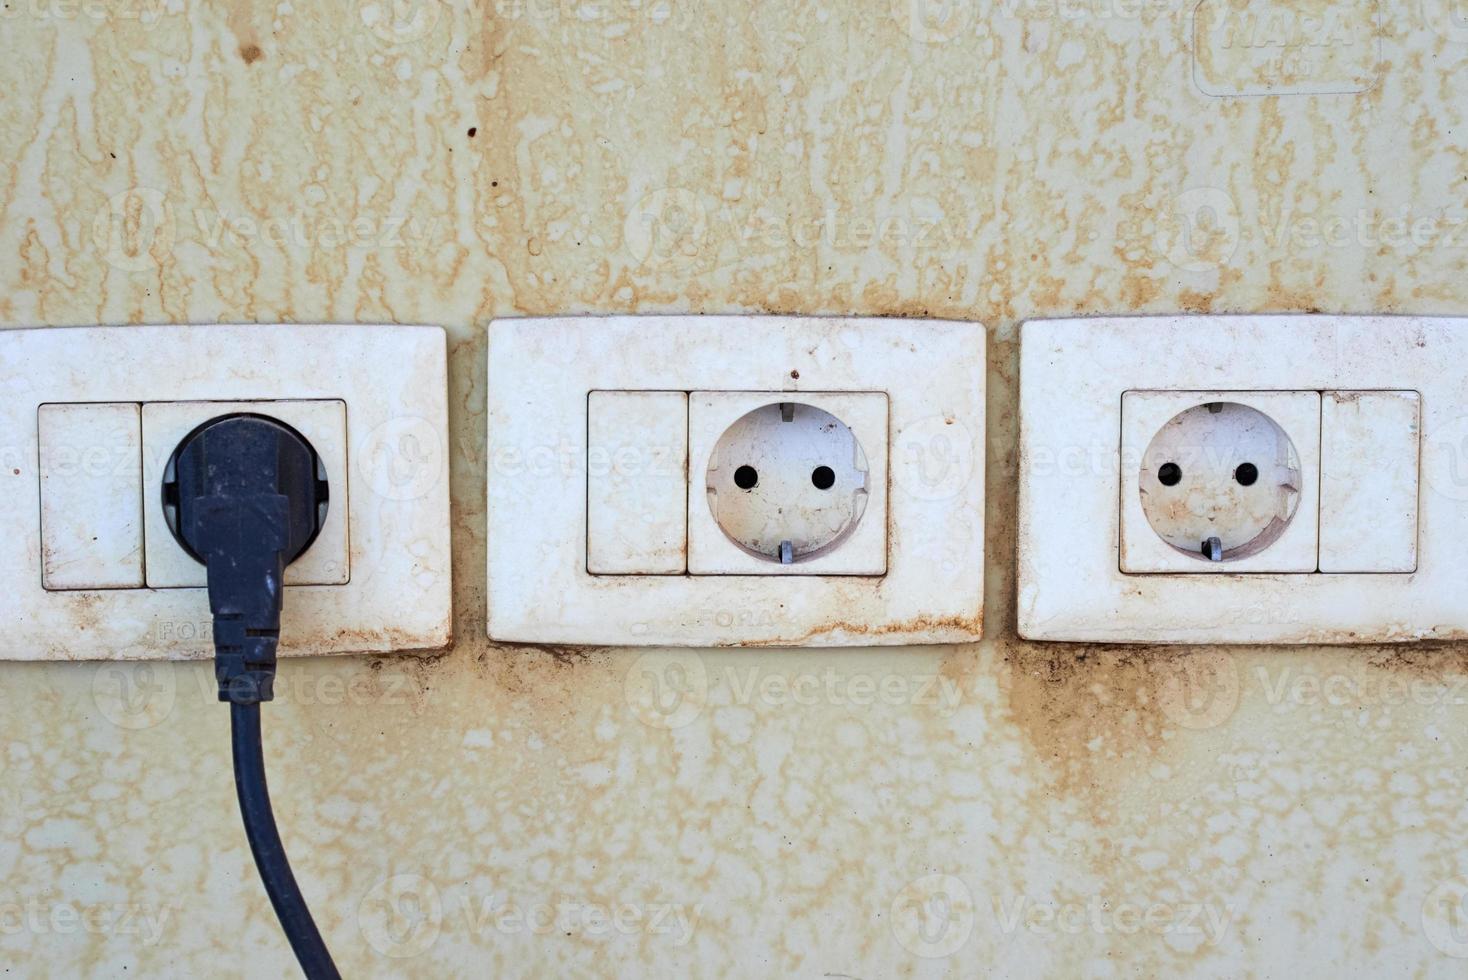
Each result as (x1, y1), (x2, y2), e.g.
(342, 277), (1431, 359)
(487, 315), (986, 647)
(1018, 314), (1458, 645)
(0, 324), (452, 661)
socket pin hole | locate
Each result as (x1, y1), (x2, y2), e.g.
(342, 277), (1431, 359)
(1235, 462), (1258, 486)
(811, 465), (835, 490)
(1157, 462), (1182, 486)
(734, 465), (759, 490)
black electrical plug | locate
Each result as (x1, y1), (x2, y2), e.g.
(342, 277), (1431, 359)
(164, 413), (328, 704)
(164, 413), (339, 979)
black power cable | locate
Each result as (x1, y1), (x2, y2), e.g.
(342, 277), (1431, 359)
(165, 413), (340, 980)
(231, 703), (338, 977)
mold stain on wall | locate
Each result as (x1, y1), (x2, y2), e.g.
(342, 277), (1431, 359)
(2, 0), (1468, 974)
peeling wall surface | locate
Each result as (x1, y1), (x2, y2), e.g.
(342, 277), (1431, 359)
(1, 0), (1467, 976)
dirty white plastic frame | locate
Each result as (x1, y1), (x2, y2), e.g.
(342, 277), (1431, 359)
(0, 324), (452, 660)
(1018, 314), (1461, 644)
(487, 315), (986, 646)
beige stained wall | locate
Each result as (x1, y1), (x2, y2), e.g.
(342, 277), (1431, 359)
(2, 0), (1468, 975)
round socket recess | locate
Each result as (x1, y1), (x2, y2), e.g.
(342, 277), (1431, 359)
(706, 402), (870, 564)
(1139, 401), (1302, 562)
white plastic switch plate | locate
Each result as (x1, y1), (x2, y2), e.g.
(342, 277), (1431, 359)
(1319, 390), (1421, 573)
(0, 324), (452, 661)
(141, 399), (350, 588)
(688, 390), (888, 576)
(1019, 315), (1454, 644)
(487, 315), (986, 647)
(1120, 390), (1321, 573)
(586, 390), (688, 575)
(38, 402), (144, 590)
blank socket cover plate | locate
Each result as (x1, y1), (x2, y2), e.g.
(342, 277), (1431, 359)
(0, 324), (452, 661)
(1018, 315), (1457, 645)
(487, 315), (986, 647)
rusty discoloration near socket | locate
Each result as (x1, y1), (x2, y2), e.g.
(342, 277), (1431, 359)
(736, 612), (987, 647)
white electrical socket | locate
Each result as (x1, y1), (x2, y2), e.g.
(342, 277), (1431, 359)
(1018, 315), (1445, 645)
(487, 315), (986, 647)
(689, 390), (889, 576)
(0, 324), (453, 661)
(1120, 390), (1321, 573)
